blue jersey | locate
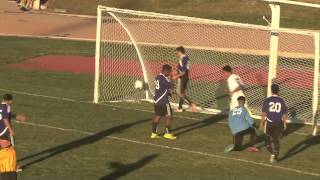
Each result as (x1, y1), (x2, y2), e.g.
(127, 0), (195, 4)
(154, 74), (171, 106)
(262, 95), (288, 123)
(0, 104), (9, 137)
(178, 55), (190, 74)
(228, 106), (254, 135)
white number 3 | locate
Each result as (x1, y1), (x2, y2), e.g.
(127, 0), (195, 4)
(155, 80), (160, 90)
(269, 102), (281, 113)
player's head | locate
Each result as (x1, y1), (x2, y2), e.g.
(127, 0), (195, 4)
(222, 65), (232, 78)
(237, 96), (246, 107)
(176, 46), (186, 56)
(271, 84), (280, 95)
(3, 94), (13, 105)
(162, 64), (172, 77)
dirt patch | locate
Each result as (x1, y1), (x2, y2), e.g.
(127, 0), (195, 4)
(10, 55), (94, 74)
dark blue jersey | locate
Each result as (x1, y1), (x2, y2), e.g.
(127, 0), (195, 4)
(154, 73), (171, 106)
(0, 104), (9, 136)
(178, 55), (190, 75)
(262, 95), (288, 123)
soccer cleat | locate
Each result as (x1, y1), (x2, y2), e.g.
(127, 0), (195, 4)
(16, 167), (23, 173)
(163, 133), (177, 140)
(175, 108), (183, 113)
(150, 133), (161, 139)
(269, 154), (277, 163)
(247, 146), (259, 152)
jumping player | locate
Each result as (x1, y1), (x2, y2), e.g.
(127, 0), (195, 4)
(222, 65), (246, 111)
(260, 84), (288, 163)
(151, 64), (177, 140)
(228, 96), (259, 152)
(0, 98), (17, 180)
(173, 46), (196, 112)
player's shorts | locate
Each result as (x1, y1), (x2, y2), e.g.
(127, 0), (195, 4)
(154, 103), (172, 116)
(264, 120), (284, 140)
(177, 74), (189, 94)
(0, 146), (17, 173)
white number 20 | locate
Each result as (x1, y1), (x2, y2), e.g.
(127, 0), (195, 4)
(155, 80), (160, 90)
(269, 102), (281, 113)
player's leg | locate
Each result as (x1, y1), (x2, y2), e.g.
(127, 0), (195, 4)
(233, 132), (244, 151)
(151, 115), (161, 139)
(271, 122), (284, 161)
(151, 105), (162, 139)
(177, 77), (196, 112)
(247, 127), (259, 152)
(264, 121), (274, 154)
(163, 104), (176, 140)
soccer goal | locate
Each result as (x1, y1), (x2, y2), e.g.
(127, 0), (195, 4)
(93, 6), (319, 134)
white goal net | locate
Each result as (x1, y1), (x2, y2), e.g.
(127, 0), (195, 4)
(94, 6), (319, 131)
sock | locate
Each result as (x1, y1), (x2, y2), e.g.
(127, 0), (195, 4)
(178, 98), (184, 109)
(185, 96), (192, 105)
(165, 126), (171, 134)
(152, 122), (158, 134)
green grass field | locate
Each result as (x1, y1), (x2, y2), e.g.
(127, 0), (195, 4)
(48, 0), (320, 29)
(1, 36), (320, 179)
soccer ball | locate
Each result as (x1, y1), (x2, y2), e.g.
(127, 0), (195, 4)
(134, 80), (144, 90)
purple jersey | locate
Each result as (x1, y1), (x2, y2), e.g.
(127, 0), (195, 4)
(154, 73), (171, 106)
(262, 95), (288, 123)
(0, 104), (9, 136)
(178, 55), (190, 74)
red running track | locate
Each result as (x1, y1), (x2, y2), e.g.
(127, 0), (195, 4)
(10, 55), (314, 89)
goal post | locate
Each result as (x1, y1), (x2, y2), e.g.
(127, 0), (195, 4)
(94, 6), (319, 134)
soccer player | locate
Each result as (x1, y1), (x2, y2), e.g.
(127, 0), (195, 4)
(260, 84), (288, 163)
(222, 65), (246, 111)
(172, 46), (196, 112)
(0, 99), (17, 180)
(228, 96), (259, 152)
(151, 64), (176, 140)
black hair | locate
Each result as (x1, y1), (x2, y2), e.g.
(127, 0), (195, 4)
(237, 96), (246, 102)
(271, 84), (280, 94)
(222, 65), (232, 73)
(3, 94), (13, 101)
(162, 64), (172, 73)
(176, 46), (186, 54)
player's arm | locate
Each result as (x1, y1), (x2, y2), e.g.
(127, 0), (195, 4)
(282, 100), (289, 130)
(173, 57), (187, 79)
(3, 118), (14, 136)
(260, 100), (267, 131)
(260, 112), (266, 131)
(245, 108), (254, 127)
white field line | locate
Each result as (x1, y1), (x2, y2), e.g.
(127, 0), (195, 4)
(16, 120), (320, 177)
(0, 87), (310, 136)
(0, 33), (95, 42)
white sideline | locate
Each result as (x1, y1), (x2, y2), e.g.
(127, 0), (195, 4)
(0, 88), (309, 136)
(16, 120), (320, 177)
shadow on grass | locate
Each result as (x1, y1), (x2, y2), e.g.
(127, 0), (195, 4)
(100, 154), (159, 180)
(278, 135), (320, 162)
(172, 113), (227, 136)
(19, 118), (150, 169)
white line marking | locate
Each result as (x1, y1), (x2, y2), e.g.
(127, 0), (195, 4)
(16, 121), (320, 177)
(0, 33), (95, 42)
(0, 88), (310, 136)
